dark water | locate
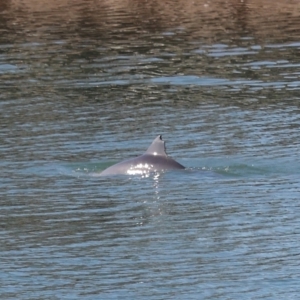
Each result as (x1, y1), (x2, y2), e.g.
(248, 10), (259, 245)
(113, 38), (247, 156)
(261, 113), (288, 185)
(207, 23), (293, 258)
(2, 0), (300, 298)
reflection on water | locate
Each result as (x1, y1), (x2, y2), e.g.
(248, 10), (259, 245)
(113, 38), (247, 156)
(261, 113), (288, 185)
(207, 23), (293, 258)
(0, 0), (300, 96)
(2, 0), (300, 299)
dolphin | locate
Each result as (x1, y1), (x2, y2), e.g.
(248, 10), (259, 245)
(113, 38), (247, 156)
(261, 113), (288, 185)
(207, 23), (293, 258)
(100, 135), (185, 176)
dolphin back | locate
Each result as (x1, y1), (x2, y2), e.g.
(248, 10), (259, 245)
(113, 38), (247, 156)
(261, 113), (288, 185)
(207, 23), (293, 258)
(100, 135), (184, 176)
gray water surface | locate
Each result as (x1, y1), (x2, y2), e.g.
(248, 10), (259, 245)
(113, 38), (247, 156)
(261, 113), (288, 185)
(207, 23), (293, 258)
(2, 1), (300, 299)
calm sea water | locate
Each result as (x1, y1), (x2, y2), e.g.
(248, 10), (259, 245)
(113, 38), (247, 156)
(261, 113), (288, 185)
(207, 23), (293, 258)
(1, 0), (300, 299)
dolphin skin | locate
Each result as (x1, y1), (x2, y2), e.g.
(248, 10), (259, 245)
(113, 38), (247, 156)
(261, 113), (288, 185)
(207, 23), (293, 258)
(100, 135), (185, 176)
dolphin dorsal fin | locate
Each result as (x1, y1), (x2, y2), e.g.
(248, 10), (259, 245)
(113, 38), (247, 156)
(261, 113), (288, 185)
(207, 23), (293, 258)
(145, 135), (167, 156)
